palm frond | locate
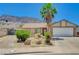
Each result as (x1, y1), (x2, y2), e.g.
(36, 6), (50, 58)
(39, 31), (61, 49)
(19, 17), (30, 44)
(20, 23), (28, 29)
(51, 8), (57, 14)
(40, 3), (57, 20)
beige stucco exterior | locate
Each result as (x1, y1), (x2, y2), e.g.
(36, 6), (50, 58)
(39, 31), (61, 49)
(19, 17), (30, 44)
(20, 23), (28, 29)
(21, 23), (47, 35)
(61, 21), (67, 26)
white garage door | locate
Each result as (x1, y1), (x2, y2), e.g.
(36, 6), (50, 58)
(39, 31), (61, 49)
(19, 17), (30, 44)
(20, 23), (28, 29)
(53, 28), (74, 37)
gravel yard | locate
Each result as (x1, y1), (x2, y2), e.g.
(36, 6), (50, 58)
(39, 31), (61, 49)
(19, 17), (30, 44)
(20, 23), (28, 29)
(0, 35), (79, 54)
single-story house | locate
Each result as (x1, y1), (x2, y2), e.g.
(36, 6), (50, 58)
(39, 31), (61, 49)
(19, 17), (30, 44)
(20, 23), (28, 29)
(21, 23), (47, 35)
(21, 19), (79, 37)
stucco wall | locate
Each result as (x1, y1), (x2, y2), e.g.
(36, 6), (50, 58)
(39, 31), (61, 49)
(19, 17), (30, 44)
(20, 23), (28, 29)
(61, 21), (66, 26)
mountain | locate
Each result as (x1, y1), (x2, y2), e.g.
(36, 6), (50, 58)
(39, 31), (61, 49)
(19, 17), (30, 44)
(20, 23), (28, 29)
(0, 15), (41, 23)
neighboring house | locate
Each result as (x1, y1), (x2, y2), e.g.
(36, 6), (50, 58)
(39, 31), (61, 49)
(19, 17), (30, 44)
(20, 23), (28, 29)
(21, 19), (79, 37)
(0, 21), (22, 35)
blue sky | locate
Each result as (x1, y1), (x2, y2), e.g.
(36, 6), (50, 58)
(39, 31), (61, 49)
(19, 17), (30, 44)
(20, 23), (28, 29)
(0, 3), (79, 25)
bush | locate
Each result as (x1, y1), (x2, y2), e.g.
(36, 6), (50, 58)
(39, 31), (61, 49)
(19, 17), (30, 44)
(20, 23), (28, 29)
(16, 30), (31, 42)
(44, 31), (51, 39)
(44, 31), (51, 44)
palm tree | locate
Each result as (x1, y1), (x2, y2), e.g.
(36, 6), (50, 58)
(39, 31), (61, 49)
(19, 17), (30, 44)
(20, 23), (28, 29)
(40, 3), (57, 43)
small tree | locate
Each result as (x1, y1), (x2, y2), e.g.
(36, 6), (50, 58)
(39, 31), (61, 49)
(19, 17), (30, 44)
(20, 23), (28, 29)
(40, 3), (57, 43)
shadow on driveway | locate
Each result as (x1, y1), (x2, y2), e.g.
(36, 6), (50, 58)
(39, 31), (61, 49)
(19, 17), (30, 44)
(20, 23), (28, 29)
(52, 38), (64, 40)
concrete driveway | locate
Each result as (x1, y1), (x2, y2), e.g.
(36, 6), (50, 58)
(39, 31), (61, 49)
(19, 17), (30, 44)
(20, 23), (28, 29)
(0, 35), (26, 48)
(0, 35), (79, 55)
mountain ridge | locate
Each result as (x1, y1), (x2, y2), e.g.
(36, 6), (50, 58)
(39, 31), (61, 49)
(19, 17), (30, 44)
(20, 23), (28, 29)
(0, 15), (41, 23)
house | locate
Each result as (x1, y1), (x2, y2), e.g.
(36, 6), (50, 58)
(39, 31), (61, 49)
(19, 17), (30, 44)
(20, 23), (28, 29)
(21, 23), (47, 35)
(21, 19), (79, 37)
(0, 21), (22, 35)
(52, 19), (78, 37)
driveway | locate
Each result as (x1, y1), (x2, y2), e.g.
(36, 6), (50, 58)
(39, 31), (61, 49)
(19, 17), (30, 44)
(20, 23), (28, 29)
(0, 35), (25, 48)
(0, 35), (79, 54)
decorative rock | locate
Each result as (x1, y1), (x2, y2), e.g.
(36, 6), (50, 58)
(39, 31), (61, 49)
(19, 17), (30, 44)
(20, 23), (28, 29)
(36, 39), (42, 44)
(24, 37), (32, 45)
(24, 39), (31, 45)
(24, 33), (52, 46)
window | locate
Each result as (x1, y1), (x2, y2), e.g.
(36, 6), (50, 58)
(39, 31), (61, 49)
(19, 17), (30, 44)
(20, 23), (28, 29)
(35, 28), (41, 33)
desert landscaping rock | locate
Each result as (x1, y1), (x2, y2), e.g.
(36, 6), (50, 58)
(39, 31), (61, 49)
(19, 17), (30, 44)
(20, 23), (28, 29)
(24, 33), (47, 46)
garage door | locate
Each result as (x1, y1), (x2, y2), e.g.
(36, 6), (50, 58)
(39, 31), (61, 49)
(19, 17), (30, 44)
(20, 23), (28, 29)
(53, 28), (74, 37)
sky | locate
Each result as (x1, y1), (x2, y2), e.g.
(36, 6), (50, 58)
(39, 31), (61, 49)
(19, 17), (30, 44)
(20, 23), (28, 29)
(0, 3), (79, 25)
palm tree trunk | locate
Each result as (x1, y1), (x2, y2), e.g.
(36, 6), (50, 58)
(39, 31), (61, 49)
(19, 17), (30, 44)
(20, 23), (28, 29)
(46, 23), (52, 44)
(47, 23), (52, 37)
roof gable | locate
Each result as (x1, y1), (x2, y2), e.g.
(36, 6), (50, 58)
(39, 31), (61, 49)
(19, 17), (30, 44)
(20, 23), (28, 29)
(53, 19), (79, 27)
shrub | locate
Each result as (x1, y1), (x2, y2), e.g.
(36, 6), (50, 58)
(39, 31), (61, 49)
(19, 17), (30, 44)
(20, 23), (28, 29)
(16, 30), (31, 42)
(44, 31), (51, 39)
(44, 31), (51, 43)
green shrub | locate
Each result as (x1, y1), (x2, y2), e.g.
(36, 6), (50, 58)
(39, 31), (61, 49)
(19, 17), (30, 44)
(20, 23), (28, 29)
(16, 30), (31, 42)
(44, 31), (51, 43)
(44, 31), (51, 39)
